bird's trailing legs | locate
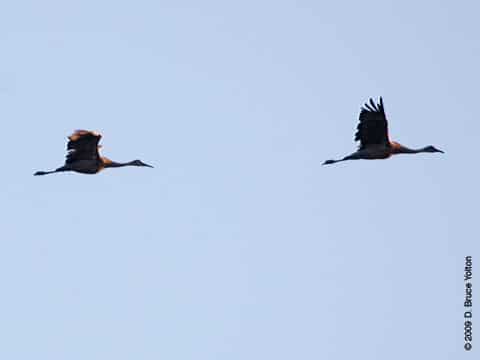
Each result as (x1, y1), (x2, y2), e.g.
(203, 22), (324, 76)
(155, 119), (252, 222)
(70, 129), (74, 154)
(34, 166), (68, 176)
(322, 159), (343, 165)
(322, 154), (357, 165)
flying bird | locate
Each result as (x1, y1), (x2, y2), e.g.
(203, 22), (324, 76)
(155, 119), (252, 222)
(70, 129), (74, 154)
(323, 97), (443, 165)
(34, 130), (153, 175)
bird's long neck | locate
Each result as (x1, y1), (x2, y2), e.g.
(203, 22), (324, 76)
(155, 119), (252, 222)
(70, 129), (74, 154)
(393, 145), (429, 154)
(103, 160), (136, 168)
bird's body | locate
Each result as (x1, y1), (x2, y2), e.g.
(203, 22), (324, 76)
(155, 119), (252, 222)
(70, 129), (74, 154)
(323, 97), (443, 165)
(34, 130), (153, 176)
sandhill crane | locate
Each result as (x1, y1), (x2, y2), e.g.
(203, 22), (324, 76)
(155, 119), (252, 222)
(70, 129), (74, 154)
(34, 130), (153, 175)
(323, 97), (443, 165)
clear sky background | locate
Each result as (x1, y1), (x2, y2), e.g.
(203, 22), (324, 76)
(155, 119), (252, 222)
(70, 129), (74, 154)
(0, 1), (478, 359)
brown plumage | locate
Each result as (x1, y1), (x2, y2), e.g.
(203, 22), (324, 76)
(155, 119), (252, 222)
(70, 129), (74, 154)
(34, 130), (153, 175)
(323, 97), (443, 165)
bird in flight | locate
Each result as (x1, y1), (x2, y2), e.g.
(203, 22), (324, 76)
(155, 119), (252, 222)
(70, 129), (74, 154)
(34, 130), (153, 175)
(323, 97), (443, 165)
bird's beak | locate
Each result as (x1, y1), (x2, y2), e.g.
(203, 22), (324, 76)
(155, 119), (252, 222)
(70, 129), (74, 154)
(436, 149), (444, 153)
(143, 162), (154, 168)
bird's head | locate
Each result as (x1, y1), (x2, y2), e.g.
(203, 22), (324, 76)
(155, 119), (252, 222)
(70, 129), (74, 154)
(130, 159), (154, 168)
(423, 145), (444, 153)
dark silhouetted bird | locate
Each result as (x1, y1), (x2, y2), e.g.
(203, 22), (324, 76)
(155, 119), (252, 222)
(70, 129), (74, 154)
(323, 97), (443, 165)
(34, 130), (153, 175)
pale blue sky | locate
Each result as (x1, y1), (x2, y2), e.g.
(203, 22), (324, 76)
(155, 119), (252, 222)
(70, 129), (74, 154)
(0, 1), (478, 359)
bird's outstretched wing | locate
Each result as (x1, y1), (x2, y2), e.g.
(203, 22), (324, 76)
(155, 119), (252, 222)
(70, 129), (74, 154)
(65, 130), (102, 164)
(354, 97), (390, 149)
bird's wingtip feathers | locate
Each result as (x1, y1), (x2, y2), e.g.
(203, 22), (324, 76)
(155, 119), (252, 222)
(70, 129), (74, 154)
(68, 130), (101, 141)
(362, 97), (384, 113)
